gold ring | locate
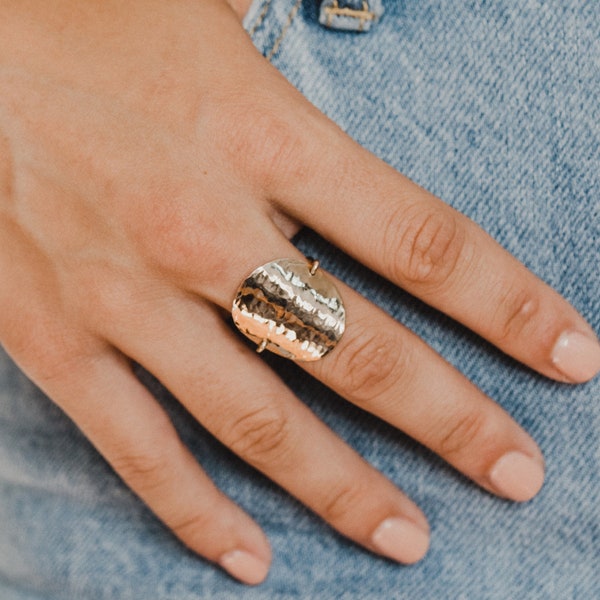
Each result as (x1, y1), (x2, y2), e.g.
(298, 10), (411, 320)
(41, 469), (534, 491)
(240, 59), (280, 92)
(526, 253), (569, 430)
(231, 258), (346, 361)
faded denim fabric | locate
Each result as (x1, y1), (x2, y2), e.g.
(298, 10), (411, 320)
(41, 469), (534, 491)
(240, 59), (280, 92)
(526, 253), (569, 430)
(1, 1), (599, 598)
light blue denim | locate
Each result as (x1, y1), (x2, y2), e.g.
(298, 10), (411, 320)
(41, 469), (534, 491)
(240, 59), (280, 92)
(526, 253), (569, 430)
(1, 1), (599, 598)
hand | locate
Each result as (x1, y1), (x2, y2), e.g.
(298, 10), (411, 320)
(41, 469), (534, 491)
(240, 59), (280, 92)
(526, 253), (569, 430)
(1, 0), (598, 586)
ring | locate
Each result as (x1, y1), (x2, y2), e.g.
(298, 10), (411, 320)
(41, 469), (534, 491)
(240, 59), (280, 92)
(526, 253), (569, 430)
(231, 258), (346, 361)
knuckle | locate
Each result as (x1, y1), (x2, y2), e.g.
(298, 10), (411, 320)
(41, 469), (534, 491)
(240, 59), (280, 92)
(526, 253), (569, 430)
(81, 270), (160, 336)
(437, 411), (487, 458)
(386, 204), (465, 289)
(170, 510), (214, 545)
(86, 274), (137, 325)
(33, 348), (89, 388)
(219, 106), (310, 190)
(6, 322), (60, 380)
(111, 433), (182, 494)
(321, 481), (366, 524)
(3, 309), (94, 389)
(112, 450), (169, 490)
(226, 404), (294, 469)
(334, 323), (407, 404)
(496, 287), (541, 343)
(129, 197), (230, 285)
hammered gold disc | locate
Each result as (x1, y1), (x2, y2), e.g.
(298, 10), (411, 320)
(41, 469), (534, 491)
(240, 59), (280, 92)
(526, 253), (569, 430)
(231, 258), (346, 361)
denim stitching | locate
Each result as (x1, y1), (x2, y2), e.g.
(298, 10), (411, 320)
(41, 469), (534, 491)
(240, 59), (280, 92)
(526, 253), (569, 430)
(248, 0), (274, 38)
(266, 0), (303, 61)
(322, 0), (376, 32)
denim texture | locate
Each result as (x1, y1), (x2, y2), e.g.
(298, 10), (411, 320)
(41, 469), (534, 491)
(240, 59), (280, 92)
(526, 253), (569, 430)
(1, 1), (599, 598)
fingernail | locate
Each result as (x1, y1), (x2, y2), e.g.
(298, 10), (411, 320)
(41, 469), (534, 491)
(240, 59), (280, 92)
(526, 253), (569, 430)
(218, 549), (269, 585)
(489, 451), (545, 502)
(371, 517), (429, 564)
(551, 330), (600, 382)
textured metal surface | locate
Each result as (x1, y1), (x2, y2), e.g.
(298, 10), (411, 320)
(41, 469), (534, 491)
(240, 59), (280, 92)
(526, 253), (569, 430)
(231, 259), (346, 361)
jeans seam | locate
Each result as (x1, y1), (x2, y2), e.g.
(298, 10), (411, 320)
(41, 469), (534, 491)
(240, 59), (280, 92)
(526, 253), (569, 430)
(248, 0), (274, 37)
(266, 0), (303, 61)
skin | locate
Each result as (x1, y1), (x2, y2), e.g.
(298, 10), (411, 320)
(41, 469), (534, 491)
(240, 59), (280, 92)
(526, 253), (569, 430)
(0, 0), (598, 586)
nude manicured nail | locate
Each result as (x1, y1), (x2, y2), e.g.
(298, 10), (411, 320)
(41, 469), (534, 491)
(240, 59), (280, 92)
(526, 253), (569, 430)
(489, 451), (545, 502)
(551, 330), (600, 382)
(219, 550), (269, 585)
(371, 517), (429, 564)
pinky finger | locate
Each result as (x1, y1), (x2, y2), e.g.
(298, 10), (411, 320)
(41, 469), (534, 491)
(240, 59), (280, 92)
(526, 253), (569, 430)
(37, 349), (272, 586)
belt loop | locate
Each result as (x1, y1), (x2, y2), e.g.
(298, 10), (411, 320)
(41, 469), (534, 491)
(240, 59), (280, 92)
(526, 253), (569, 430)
(319, 0), (384, 32)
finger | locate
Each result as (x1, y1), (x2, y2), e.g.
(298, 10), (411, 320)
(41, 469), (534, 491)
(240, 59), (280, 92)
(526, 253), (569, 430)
(260, 98), (600, 383)
(304, 279), (545, 503)
(137, 202), (543, 505)
(106, 290), (431, 565)
(7, 340), (272, 586)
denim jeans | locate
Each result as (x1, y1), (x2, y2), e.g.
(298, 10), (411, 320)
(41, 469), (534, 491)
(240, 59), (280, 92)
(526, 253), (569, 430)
(1, 1), (598, 598)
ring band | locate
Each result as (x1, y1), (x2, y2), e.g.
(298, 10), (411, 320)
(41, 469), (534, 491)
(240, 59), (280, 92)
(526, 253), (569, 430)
(231, 258), (346, 361)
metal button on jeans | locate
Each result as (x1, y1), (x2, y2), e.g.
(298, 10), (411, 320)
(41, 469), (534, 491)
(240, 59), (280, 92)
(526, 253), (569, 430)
(319, 0), (384, 32)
